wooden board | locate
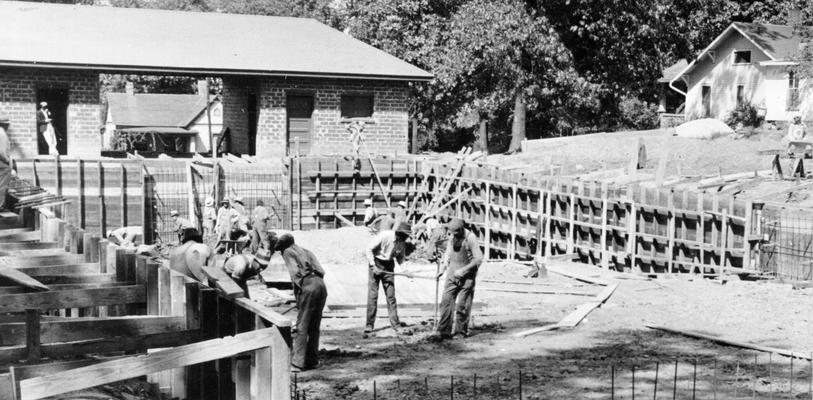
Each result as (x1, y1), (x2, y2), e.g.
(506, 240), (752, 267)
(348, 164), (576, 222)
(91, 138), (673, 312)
(232, 298), (292, 327)
(0, 268), (50, 291)
(0, 255), (86, 268)
(14, 264), (101, 277)
(200, 266), (245, 299)
(646, 325), (812, 360)
(18, 327), (280, 400)
(0, 316), (185, 346)
(0, 285), (146, 313)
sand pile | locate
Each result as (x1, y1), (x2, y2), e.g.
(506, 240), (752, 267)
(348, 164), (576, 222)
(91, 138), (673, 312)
(285, 226), (374, 266)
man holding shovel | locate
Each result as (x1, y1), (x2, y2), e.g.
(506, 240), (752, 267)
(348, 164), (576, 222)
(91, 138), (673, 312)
(364, 221), (411, 335)
(433, 218), (483, 340)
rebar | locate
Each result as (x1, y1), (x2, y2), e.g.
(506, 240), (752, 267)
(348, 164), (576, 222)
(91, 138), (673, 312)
(672, 359), (678, 400)
(792, 356), (795, 398)
(692, 359), (697, 400)
(632, 365), (636, 400)
(769, 353), (773, 400)
(612, 364), (615, 400)
(654, 362), (659, 400)
(713, 359), (718, 400)
(450, 375), (454, 400)
(473, 373), (477, 398)
(519, 370), (523, 400)
(753, 353), (757, 400)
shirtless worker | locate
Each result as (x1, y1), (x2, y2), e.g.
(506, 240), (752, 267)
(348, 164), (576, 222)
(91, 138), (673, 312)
(220, 248), (273, 298)
(275, 233), (327, 372)
(364, 221), (411, 335)
(433, 217), (483, 340)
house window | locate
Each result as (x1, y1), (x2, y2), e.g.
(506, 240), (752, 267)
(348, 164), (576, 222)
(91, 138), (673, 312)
(341, 94), (374, 118)
(733, 50), (751, 64)
(736, 85), (745, 106)
(787, 71), (800, 111)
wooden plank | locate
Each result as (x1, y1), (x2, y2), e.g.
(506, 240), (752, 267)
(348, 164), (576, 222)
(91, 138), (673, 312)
(0, 281), (131, 294)
(513, 283), (618, 337)
(334, 212), (354, 227)
(158, 266), (171, 316)
(25, 309), (40, 363)
(0, 242), (59, 251)
(646, 325), (812, 360)
(233, 297), (292, 327)
(146, 262), (159, 314)
(32, 274), (117, 285)
(200, 266), (245, 299)
(0, 316), (186, 346)
(0, 285), (146, 313)
(0, 329), (200, 370)
(14, 263), (100, 277)
(0, 254), (86, 268)
(0, 268), (50, 291)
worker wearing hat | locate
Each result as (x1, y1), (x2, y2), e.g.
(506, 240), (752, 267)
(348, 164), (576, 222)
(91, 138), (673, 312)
(202, 197), (217, 237)
(393, 200), (407, 225)
(364, 221), (411, 334)
(363, 198), (378, 227)
(221, 248), (273, 298)
(170, 209), (196, 243)
(275, 233), (327, 372)
(433, 217), (483, 340)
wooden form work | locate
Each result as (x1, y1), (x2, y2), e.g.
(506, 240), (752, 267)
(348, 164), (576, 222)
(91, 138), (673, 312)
(0, 207), (293, 400)
(424, 162), (755, 275)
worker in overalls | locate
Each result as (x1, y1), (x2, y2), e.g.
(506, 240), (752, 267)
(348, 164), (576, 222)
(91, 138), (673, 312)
(275, 233), (327, 372)
(434, 218), (483, 340)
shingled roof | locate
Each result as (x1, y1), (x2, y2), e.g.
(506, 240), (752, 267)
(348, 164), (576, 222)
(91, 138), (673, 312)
(0, 1), (433, 81)
(106, 93), (215, 129)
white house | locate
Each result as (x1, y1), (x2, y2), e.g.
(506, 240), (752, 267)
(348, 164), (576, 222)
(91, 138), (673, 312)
(104, 88), (222, 154)
(667, 22), (813, 123)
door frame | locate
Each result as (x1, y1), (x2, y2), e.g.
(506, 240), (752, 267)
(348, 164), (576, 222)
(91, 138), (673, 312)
(285, 92), (315, 157)
(36, 87), (70, 156)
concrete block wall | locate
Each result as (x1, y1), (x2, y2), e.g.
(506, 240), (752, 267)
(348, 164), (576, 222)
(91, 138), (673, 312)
(222, 77), (410, 158)
(0, 67), (101, 158)
(220, 77), (254, 154)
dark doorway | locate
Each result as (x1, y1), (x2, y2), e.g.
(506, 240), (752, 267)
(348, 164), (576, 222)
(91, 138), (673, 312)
(286, 95), (313, 156)
(36, 89), (69, 155)
(247, 94), (258, 156)
(701, 85), (711, 118)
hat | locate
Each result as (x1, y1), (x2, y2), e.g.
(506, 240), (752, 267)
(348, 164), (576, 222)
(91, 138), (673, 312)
(220, 199), (230, 205)
(447, 218), (465, 233)
(170, 210), (179, 217)
(363, 199), (372, 206)
(395, 221), (411, 236)
(397, 200), (407, 208)
(205, 197), (214, 207)
(274, 233), (295, 251)
(39, 102), (48, 107)
(254, 248), (272, 265)
(233, 196), (244, 204)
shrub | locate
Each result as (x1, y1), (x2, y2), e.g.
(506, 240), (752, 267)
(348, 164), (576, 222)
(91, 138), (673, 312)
(724, 102), (763, 128)
(618, 96), (660, 130)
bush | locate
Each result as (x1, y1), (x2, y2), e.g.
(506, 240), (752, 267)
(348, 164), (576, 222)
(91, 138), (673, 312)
(618, 96), (660, 130)
(724, 102), (763, 128)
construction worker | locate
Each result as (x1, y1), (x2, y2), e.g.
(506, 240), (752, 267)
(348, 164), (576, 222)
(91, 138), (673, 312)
(248, 224), (276, 254)
(393, 200), (407, 224)
(275, 233), (327, 372)
(363, 198), (378, 227)
(107, 226), (143, 248)
(230, 197), (250, 240)
(434, 217), (483, 340)
(0, 117), (11, 210)
(364, 221), (411, 334)
(169, 240), (210, 282)
(170, 210), (196, 243)
(221, 248), (273, 298)
(252, 199), (270, 231)
(202, 197), (217, 237)
(214, 199), (233, 241)
(371, 209), (396, 232)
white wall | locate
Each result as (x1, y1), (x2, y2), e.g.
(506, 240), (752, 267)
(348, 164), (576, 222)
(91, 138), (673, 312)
(189, 101), (223, 153)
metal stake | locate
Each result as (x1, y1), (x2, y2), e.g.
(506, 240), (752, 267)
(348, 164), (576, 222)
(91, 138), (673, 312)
(712, 359), (717, 400)
(692, 359), (697, 400)
(612, 364), (615, 400)
(792, 356), (795, 398)
(374, 381), (377, 400)
(735, 360), (740, 399)
(632, 365), (636, 400)
(753, 353), (757, 399)
(654, 362), (659, 400)
(450, 375), (454, 400)
(519, 370), (523, 400)
(473, 373), (477, 398)
(769, 353), (773, 400)
(673, 359), (678, 400)
(425, 376), (429, 394)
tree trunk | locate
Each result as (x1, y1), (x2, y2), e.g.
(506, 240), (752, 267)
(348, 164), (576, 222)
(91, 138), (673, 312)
(508, 94), (526, 153)
(477, 117), (488, 154)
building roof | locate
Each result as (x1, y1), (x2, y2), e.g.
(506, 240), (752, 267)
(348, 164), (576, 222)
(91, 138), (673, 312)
(658, 59), (689, 83)
(669, 22), (812, 88)
(0, 1), (433, 81)
(107, 93), (215, 128)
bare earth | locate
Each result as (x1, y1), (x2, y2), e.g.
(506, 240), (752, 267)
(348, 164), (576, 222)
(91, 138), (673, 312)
(250, 227), (813, 400)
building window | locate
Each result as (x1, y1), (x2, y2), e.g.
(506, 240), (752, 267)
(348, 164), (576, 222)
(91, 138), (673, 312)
(736, 85), (745, 106)
(733, 50), (751, 64)
(787, 71), (800, 111)
(341, 94), (374, 118)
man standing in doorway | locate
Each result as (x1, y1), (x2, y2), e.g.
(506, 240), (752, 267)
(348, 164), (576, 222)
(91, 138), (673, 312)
(37, 102), (57, 156)
(364, 221), (411, 334)
(434, 218), (483, 340)
(275, 233), (327, 372)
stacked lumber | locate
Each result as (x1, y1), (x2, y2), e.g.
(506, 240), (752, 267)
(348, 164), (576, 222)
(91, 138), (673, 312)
(410, 147), (483, 222)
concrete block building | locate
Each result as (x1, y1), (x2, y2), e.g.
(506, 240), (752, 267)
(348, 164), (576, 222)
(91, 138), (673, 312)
(0, 1), (431, 159)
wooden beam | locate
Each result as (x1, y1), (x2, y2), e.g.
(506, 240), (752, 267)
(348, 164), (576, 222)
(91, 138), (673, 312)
(14, 263), (100, 277)
(0, 282), (129, 295)
(333, 212), (354, 227)
(0, 268), (50, 291)
(0, 285), (146, 313)
(0, 255), (86, 268)
(646, 325), (812, 360)
(32, 274), (117, 285)
(19, 328), (281, 400)
(25, 310), (40, 363)
(232, 297), (292, 327)
(200, 266), (245, 299)
(0, 315), (185, 346)
(0, 242), (59, 252)
(0, 329), (200, 366)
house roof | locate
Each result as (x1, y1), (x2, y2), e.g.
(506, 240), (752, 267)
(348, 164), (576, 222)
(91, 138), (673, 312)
(0, 1), (433, 81)
(658, 59), (689, 83)
(107, 93), (216, 128)
(669, 22), (812, 87)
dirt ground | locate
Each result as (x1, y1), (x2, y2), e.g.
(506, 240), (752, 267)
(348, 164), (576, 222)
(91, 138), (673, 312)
(249, 227), (813, 400)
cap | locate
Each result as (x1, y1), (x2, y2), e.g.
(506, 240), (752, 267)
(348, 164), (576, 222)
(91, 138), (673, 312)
(274, 233), (295, 251)
(39, 102), (48, 107)
(220, 199), (230, 205)
(397, 200), (407, 208)
(233, 196), (244, 204)
(205, 197), (214, 207)
(170, 210), (179, 217)
(447, 217), (465, 233)
(254, 248), (272, 266)
(395, 221), (411, 235)
(363, 199), (373, 206)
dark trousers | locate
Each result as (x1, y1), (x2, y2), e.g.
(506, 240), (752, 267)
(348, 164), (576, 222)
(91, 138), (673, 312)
(293, 275), (327, 369)
(366, 259), (400, 328)
(437, 276), (476, 336)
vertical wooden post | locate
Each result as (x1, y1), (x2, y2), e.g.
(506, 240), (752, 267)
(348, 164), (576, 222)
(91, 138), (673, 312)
(98, 161), (106, 238)
(627, 199), (637, 272)
(158, 266), (171, 316)
(217, 296), (236, 399)
(315, 160), (321, 230)
(743, 200), (753, 270)
(297, 159), (303, 230)
(26, 309), (40, 363)
(567, 193), (576, 254)
(484, 182), (491, 260)
(253, 317), (291, 400)
(84, 234), (99, 263)
(511, 184), (518, 260)
(200, 288), (219, 400)
(146, 261), (160, 315)
(76, 159), (84, 229)
(185, 283), (201, 399)
(696, 192), (705, 270)
(711, 194), (720, 271)
(720, 206), (729, 271)
(334, 160), (339, 228)
(55, 156), (61, 197)
(667, 191), (676, 274)
(600, 197), (609, 269)
(121, 163), (127, 228)
(351, 160), (358, 224)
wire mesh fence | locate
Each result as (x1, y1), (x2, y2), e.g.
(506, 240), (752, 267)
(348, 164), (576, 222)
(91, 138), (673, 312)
(760, 206), (813, 281)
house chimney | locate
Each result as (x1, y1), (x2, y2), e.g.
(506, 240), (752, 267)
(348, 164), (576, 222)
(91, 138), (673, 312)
(197, 80), (209, 100)
(788, 7), (802, 27)
(125, 81), (134, 96)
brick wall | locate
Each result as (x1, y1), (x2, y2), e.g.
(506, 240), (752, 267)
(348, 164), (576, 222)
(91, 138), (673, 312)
(223, 77), (410, 158)
(221, 77), (254, 154)
(0, 67), (101, 158)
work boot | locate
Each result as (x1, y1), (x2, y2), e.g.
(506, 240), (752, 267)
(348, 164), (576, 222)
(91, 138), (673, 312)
(363, 325), (373, 333)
